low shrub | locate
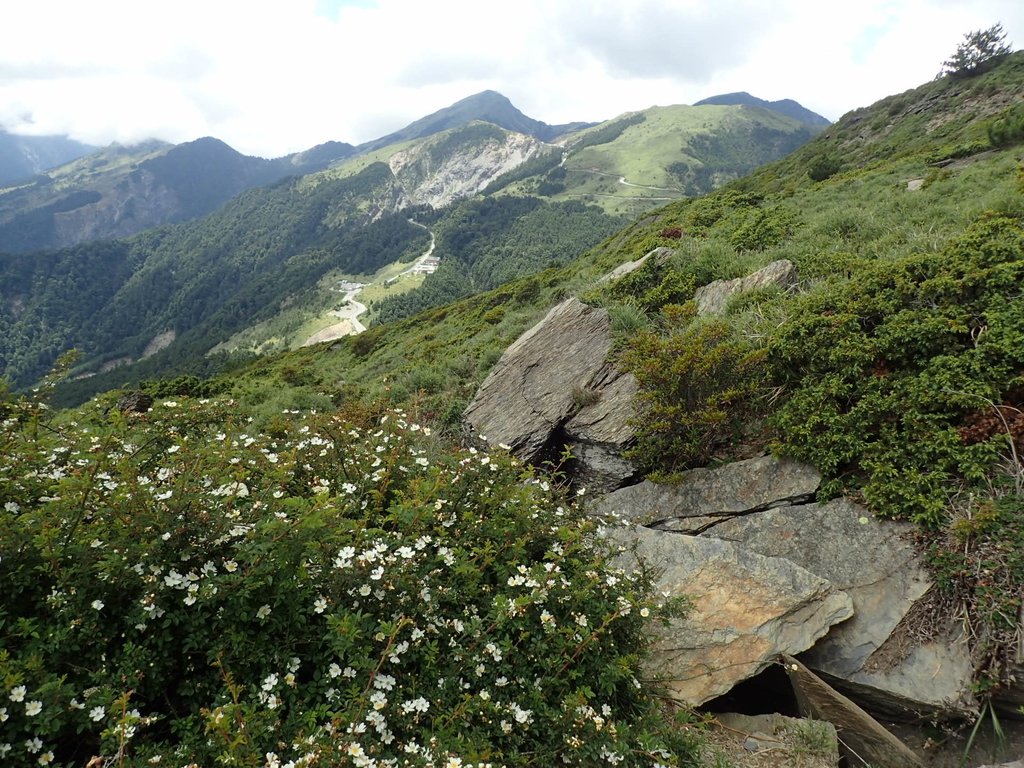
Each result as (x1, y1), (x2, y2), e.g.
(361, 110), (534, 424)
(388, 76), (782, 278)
(620, 305), (770, 476)
(0, 394), (700, 767)
(769, 213), (1024, 525)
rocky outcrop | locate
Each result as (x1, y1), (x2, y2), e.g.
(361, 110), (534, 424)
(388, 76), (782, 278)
(463, 297), (637, 491)
(595, 456), (976, 720)
(694, 259), (798, 315)
(711, 499), (975, 718)
(390, 127), (546, 209)
(592, 455), (820, 530)
(597, 246), (674, 283)
(611, 525), (852, 705)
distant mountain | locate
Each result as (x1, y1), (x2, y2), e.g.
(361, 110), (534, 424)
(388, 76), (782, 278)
(0, 89), (828, 392)
(282, 140), (357, 172)
(694, 92), (830, 127)
(487, 101), (822, 217)
(0, 136), (357, 254)
(0, 128), (96, 185)
(358, 90), (591, 153)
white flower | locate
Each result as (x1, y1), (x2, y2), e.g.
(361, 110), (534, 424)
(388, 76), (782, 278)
(445, 757), (463, 768)
(25, 737), (42, 753)
(25, 700), (42, 717)
(414, 457), (429, 466)
(639, 607), (650, 618)
(0, 707), (6, 721)
(38, 750), (55, 765)
(0, 744), (9, 757)
(328, 663), (342, 678)
(90, 705), (105, 722)
(224, 560), (238, 572)
(4, 501), (20, 512)
(256, 604), (272, 620)
(9, 686), (26, 702)
(166, 445), (180, 454)
(262, 674), (278, 692)
(313, 597), (328, 614)
(265, 752), (281, 768)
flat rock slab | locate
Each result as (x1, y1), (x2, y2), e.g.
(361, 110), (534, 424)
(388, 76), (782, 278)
(694, 259), (798, 315)
(464, 297), (613, 462)
(612, 525), (852, 705)
(598, 246), (674, 283)
(592, 455), (821, 529)
(707, 499), (975, 718)
(784, 655), (925, 768)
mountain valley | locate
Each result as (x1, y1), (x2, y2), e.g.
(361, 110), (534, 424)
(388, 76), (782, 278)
(3, 45), (1024, 767)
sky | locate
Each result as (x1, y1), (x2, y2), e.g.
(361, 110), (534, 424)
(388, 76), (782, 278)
(1, 0), (1021, 158)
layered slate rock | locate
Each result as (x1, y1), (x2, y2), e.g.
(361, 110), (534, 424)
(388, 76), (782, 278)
(694, 259), (798, 315)
(710, 499), (975, 718)
(463, 297), (637, 491)
(591, 455), (821, 530)
(784, 656), (925, 768)
(597, 246), (674, 283)
(592, 456), (976, 719)
(464, 298), (612, 461)
(612, 525), (853, 705)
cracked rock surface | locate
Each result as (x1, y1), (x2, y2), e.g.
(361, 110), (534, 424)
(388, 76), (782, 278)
(594, 456), (976, 719)
(610, 525), (853, 705)
(463, 297), (637, 491)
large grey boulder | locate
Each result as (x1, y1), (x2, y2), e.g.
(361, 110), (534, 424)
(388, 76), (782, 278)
(694, 259), (799, 315)
(463, 297), (637, 491)
(592, 455), (821, 530)
(563, 367), (639, 493)
(612, 525), (853, 705)
(464, 298), (613, 461)
(592, 456), (976, 719)
(709, 499), (976, 718)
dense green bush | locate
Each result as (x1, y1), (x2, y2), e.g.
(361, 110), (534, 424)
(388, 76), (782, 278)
(0, 392), (699, 766)
(769, 213), (1024, 524)
(806, 153), (842, 182)
(987, 103), (1024, 147)
(620, 304), (769, 476)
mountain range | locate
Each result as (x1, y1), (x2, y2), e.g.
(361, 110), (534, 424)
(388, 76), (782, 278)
(0, 89), (827, 392)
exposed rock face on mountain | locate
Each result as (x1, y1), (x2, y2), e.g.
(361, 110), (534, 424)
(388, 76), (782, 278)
(462, 297), (637, 492)
(595, 456), (976, 719)
(388, 125), (548, 209)
(610, 524), (853, 705)
(0, 137), (308, 254)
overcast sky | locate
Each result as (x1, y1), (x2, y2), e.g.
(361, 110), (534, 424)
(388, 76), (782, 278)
(1, 0), (1021, 158)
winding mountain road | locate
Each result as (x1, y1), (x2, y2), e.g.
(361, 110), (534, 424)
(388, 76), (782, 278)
(300, 220), (437, 346)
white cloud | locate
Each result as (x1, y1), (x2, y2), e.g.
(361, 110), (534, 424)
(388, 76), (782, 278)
(0, 0), (1021, 156)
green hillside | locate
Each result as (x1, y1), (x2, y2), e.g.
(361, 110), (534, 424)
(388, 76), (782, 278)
(3, 43), (1024, 768)
(2, 95), (819, 397)
(173, 51), (1024, 697)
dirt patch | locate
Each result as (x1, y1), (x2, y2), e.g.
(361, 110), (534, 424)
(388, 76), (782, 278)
(701, 713), (838, 768)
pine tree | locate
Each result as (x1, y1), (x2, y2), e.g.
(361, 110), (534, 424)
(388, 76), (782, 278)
(940, 23), (1012, 77)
